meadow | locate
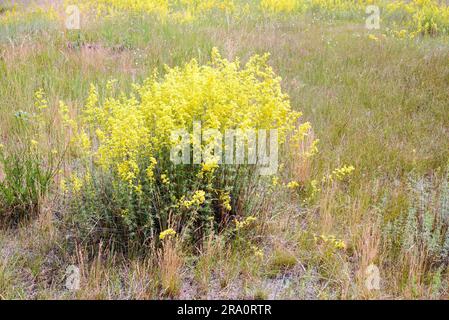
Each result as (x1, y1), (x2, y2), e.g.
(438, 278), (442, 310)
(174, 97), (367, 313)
(0, 0), (448, 299)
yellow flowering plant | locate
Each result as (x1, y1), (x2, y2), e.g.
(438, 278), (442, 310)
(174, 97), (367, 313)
(63, 49), (312, 249)
(3, 0), (449, 42)
(314, 234), (347, 251)
(385, 0), (449, 36)
(68, 0), (235, 24)
(159, 228), (177, 240)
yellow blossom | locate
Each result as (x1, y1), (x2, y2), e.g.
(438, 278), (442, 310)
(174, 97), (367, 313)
(368, 34), (379, 42)
(219, 192), (232, 211)
(146, 157), (158, 181)
(159, 228), (177, 240)
(182, 190), (206, 208)
(252, 246), (264, 259)
(235, 215), (257, 230)
(34, 88), (48, 110)
(287, 181), (300, 189)
(70, 174), (83, 193)
(201, 160), (219, 173)
(161, 173), (170, 185)
(314, 234), (346, 251)
(332, 165), (355, 181)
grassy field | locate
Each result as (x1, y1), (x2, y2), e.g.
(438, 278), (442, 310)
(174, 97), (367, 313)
(0, 0), (448, 299)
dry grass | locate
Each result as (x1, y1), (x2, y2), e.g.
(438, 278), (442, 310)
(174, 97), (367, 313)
(158, 240), (184, 298)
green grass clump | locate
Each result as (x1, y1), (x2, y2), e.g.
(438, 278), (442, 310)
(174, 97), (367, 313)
(267, 249), (297, 276)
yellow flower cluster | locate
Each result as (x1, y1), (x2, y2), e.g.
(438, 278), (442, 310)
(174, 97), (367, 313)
(72, 49), (304, 190)
(34, 89), (48, 111)
(251, 245), (264, 259)
(287, 181), (300, 189)
(306, 179), (320, 201)
(181, 190), (206, 208)
(322, 164), (355, 183)
(159, 228), (177, 240)
(261, 0), (378, 14)
(235, 216), (257, 230)
(161, 174), (170, 185)
(331, 165), (355, 181)
(260, 0), (449, 36)
(219, 191), (232, 211)
(197, 159), (219, 179)
(314, 234), (346, 250)
(69, 0), (168, 17)
(4, 0), (448, 36)
(0, 4), (58, 26)
(368, 34), (379, 42)
(260, 0), (304, 13)
(386, 0), (449, 36)
(58, 48), (310, 243)
(145, 157), (158, 181)
(61, 173), (87, 194)
(201, 160), (219, 174)
(69, 0), (235, 23)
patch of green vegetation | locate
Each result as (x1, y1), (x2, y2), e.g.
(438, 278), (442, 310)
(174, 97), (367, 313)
(267, 249), (297, 277)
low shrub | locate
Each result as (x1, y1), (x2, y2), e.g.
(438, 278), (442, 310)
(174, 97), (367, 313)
(381, 166), (449, 293)
(62, 49), (312, 252)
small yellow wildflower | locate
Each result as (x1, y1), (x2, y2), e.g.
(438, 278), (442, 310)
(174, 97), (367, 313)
(219, 192), (232, 211)
(252, 246), (264, 259)
(159, 228), (177, 240)
(261, 0), (299, 13)
(121, 209), (129, 218)
(287, 181), (300, 189)
(306, 139), (319, 157)
(368, 34), (379, 41)
(79, 131), (91, 152)
(134, 184), (143, 195)
(303, 179), (321, 204)
(314, 234), (346, 251)
(146, 157), (158, 181)
(34, 88), (48, 110)
(71, 174), (83, 193)
(117, 160), (138, 184)
(201, 160), (219, 173)
(332, 165), (355, 181)
(191, 190), (206, 204)
(161, 173), (170, 185)
(334, 239), (346, 250)
(397, 29), (408, 38)
(235, 216), (257, 230)
(197, 159), (219, 178)
(182, 190), (206, 208)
